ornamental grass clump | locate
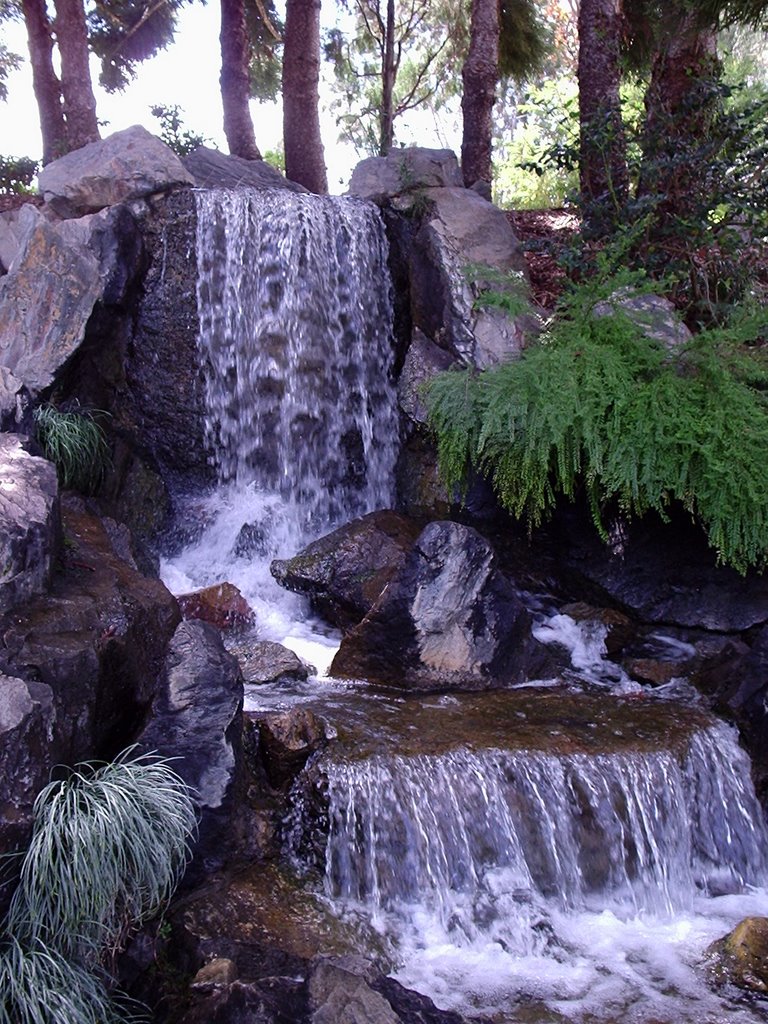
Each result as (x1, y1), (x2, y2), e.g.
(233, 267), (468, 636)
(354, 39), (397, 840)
(0, 749), (197, 1024)
(33, 402), (111, 494)
(427, 273), (768, 574)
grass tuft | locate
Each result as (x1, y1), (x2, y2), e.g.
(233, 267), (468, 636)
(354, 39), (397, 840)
(33, 402), (111, 494)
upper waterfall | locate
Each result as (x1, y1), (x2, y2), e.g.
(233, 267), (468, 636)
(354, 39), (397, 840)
(195, 188), (399, 536)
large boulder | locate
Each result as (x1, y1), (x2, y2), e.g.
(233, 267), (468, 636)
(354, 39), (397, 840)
(183, 146), (307, 193)
(348, 148), (463, 202)
(705, 916), (768, 993)
(227, 638), (312, 686)
(594, 288), (692, 351)
(331, 521), (553, 691)
(271, 510), (422, 629)
(0, 495), (180, 765)
(0, 434), (59, 617)
(37, 125), (194, 217)
(139, 619), (248, 874)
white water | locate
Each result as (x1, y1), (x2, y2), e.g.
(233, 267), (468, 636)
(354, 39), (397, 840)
(161, 188), (400, 674)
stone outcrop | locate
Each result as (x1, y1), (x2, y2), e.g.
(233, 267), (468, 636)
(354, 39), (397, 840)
(252, 708), (330, 789)
(183, 146), (307, 192)
(228, 638), (312, 686)
(348, 148), (463, 201)
(271, 510), (423, 629)
(706, 916), (768, 993)
(594, 288), (692, 350)
(177, 581), (255, 631)
(0, 434), (59, 617)
(0, 495), (179, 765)
(37, 125), (194, 217)
(139, 619), (247, 874)
(331, 521), (554, 690)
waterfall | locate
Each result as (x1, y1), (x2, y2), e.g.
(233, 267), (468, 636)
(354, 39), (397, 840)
(195, 188), (399, 536)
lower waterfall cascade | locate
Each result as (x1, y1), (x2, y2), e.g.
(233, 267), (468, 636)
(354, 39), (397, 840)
(159, 188), (768, 1024)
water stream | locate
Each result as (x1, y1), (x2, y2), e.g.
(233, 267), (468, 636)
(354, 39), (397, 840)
(161, 188), (768, 1024)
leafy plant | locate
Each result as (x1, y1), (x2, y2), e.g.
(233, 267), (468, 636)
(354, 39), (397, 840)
(428, 273), (768, 574)
(0, 749), (197, 1024)
(0, 155), (39, 195)
(33, 402), (111, 494)
(465, 262), (532, 320)
(150, 104), (209, 157)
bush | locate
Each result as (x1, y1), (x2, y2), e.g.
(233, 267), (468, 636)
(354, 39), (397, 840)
(33, 402), (110, 494)
(0, 749), (197, 1024)
(0, 155), (39, 195)
(427, 273), (768, 574)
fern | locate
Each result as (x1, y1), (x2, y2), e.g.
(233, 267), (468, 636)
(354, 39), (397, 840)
(427, 279), (768, 573)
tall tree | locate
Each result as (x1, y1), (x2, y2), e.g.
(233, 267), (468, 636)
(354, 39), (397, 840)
(54, 0), (101, 149)
(17, 0), (67, 162)
(577, 0), (628, 235)
(283, 0), (328, 191)
(220, 0), (262, 158)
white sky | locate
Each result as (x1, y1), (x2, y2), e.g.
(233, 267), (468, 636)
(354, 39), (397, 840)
(0, 5), (461, 193)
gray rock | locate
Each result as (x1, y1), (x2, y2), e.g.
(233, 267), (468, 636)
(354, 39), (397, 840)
(348, 148), (463, 201)
(228, 639), (311, 686)
(254, 707), (330, 789)
(593, 288), (692, 350)
(183, 146), (307, 192)
(0, 203), (40, 274)
(310, 956), (399, 1024)
(139, 619), (246, 873)
(0, 434), (59, 617)
(37, 125), (194, 217)
(398, 328), (456, 426)
(271, 510), (423, 629)
(0, 674), (55, 912)
(0, 366), (31, 431)
(409, 187), (533, 369)
(331, 521), (553, 691)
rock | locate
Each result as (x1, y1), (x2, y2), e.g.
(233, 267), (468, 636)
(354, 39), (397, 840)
(348, 148), (463, 202)
(398, 328), (456, 426)
(227, 639), (311, 686)
(310, 956), (399, 1024)
(560, 602), (636, 657)
(0, 434), (59, 618)
(395, 431), (454, 521)
(191, 957), (239, 989)
(139, 619), (246, 874)
(272, 510), (422, 629)
(623, 657), (683, 686)
(409, 188), (532, 369)
(37, 125), (194, 217)
(183, 146), (307, 193)
(0, 202), (38, 274)
(178, 582), (255, 632)
(705, 916), (768, 993)
(0, 366), (31, 431)
(0, 495), (180, 766)
(0, 674), (55, 913)
(253, 708), (329, 789)
(594, 288), (692, 350)
(234, 521), (271, 558)
(176, 979), (307, 1024)
(331, 521), (553, 691)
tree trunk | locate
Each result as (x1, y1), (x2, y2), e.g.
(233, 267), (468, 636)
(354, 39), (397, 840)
(379, 0), (396, 155)
(220, 0), (262, 160)
(639, 16), (719, 222)
(577, 0), (627, 236)
(460, 0), (499, 188)
(21, 0), (67, 164)
(53, 0), (100, 151)
(283, 0), (328, 192)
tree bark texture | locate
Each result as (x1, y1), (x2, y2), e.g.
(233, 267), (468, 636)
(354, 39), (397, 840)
(53, 0), (100, 151)
(21, 0), (67, 163)
(461, 0), (500, 188)
(379, 0), (396, 155)
(577, 0), (628, 233)
(220, 0), (262, 160)
(283, 0), (328, 191)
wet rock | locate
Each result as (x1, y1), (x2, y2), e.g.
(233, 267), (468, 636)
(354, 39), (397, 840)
(331, 521), (554, 691)
(0, 367), (31, 431)
(706, 916), (768, 993)
(271, 510), (422, 629)
(228, 639), (311, 686)
(594, 288), (692, 350)
(0, 434), (59, 617)
(395, 431), (454, 520)
(409, 187), (532, 370)
(560, 602), (636, 658)
(0, 495), (179, 765)
(183, 145), (307, 193)
(139, 619), (246, 875)
(37, 125), (193, 217)
(0, 673), (54, 913)
(310, 956), (399, 1024)
(178, 978), (306, 1024)
(398, 328), (456, 426)
(348, 148), (463, 202)
(252, 708), (329, 789)
(622, 657), (684, 687)
(191, 957), (239, 989)
(234, 521), (271, 558)
(178, 582), (255, 632)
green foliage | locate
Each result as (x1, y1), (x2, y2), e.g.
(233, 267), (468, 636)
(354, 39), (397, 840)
(0, 155), (39, 195)
(428, 274), (768, 573)
(466, 262), (532, 320)
(33, 402), (111, 494)
(150, 104), (209, 157)
(88, 0), (191, 92)
(0, 749), (197, 1024)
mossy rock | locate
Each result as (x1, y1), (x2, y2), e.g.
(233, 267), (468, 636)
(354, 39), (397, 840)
(705, 916), (768, 993)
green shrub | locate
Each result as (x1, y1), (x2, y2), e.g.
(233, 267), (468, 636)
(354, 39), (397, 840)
(0, 155), (38, 195)
(33, 403), (110, 494)
(0, 749), (197, 1024)
(427, 274), (768, 574)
